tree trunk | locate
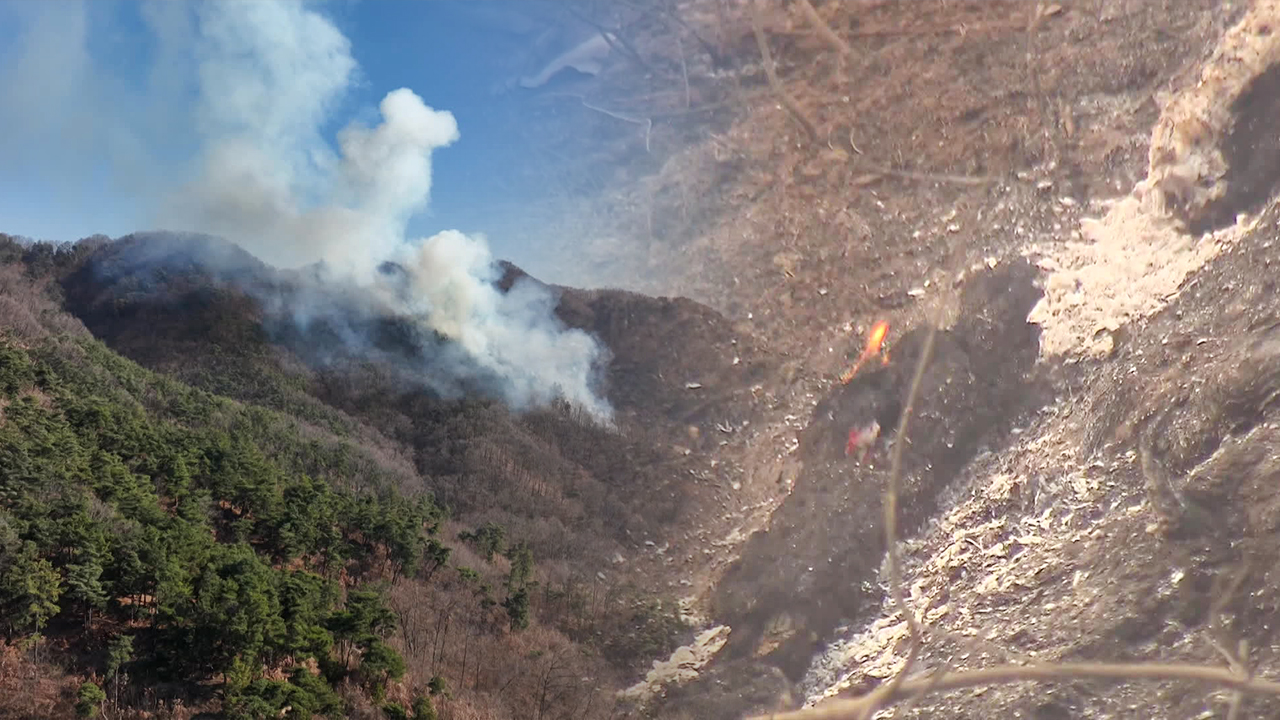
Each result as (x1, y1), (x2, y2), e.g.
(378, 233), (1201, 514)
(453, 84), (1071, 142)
(460, 625), (471, 691)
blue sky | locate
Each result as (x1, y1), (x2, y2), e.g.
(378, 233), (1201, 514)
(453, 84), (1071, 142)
(0, 0), (587, 267)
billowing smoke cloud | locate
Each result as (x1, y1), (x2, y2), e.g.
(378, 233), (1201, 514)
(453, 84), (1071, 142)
(397, 230), (609, 414)
(153, 1), (613, 420)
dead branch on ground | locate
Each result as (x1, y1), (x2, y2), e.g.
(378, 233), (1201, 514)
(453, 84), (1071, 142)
(843, 130), (999, 186)
(577, 97), (653, 153)
(617, 0), (726, 66)
(749, 0), (819, 144)
(652, 96), (744, 119)
(677, 35), (691, 108)
(796, 0), (852, 57)
(766, 13), (1051, 42)
(563, 6), (660, 79)
(533, 88), (749, 120)
(860, 314), (937, 720)
(1026, 2), (1063, 163)
(752, 662), (1280, 720)
(853, 166), (997, 187)
(535, 93), (654, 153)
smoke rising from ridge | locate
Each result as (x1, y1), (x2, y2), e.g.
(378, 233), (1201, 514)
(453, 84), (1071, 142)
(154, 1), (613, 420)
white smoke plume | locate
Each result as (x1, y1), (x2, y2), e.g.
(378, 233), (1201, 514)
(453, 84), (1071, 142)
(155, 1), (613, 421)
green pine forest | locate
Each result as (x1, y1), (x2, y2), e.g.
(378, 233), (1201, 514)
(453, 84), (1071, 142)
(0, 234), (689, 719)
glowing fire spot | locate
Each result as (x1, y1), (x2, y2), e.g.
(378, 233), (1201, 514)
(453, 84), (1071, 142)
(839, 320), (891, 384)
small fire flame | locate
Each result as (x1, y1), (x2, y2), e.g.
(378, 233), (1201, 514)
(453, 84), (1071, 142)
(867, 320), (889, 353)
(839, 320), (891, 384)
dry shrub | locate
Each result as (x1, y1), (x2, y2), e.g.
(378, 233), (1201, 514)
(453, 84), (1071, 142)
(0, 641), (78, 720)
(434, 694), (511, 720)
(0, 263), (90, 342)
(386, 563), (620, 720)
(0, 294), (45, 341)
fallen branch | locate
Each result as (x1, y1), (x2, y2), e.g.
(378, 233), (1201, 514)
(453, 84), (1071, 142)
(769, 17), (1036, 40)
(862, 315), (938, 719)
(749, 0), (819, 143)
(617, 0), (727, 66)
(750, 661), (1280, 720)
(855, 166), (998, 186)
(652, 93), (764, 119)
(796, 0), (852, 57)
(677, 35), (691, 109)
(578, 96), (653, 153)
(534, 90), (752, 120)
(845, 128), (998, 185)
(563, 6), (659, 78)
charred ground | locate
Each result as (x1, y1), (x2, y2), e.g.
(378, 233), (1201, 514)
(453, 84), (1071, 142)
(710, 258), (1051, 682)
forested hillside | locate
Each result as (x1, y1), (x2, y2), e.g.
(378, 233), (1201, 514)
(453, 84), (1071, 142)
(0, 232), (760, 718)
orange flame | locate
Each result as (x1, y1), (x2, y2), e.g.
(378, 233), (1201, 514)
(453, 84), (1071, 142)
(839, 320), (891, 384)
(865, 320), (889, 356)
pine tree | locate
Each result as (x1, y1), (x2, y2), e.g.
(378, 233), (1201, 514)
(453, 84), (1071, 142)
(105, 633), (134, 707)
(502, 541), (537, 631)
(0, 541), (63, 634)
(359, 638), (406, 703)
(327, 588), (397, 643)
(75, 681), (106, 718)
(277, 570), (337, 661)
(458, 522), (505, 561)
(65, 560), (108, 625)
(412, 694), (438, 719)
(183, 543), (283, 676)
(103, 533), (146, 618)
(421, 538), (451, 582)
(502, 587), (531, 631)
